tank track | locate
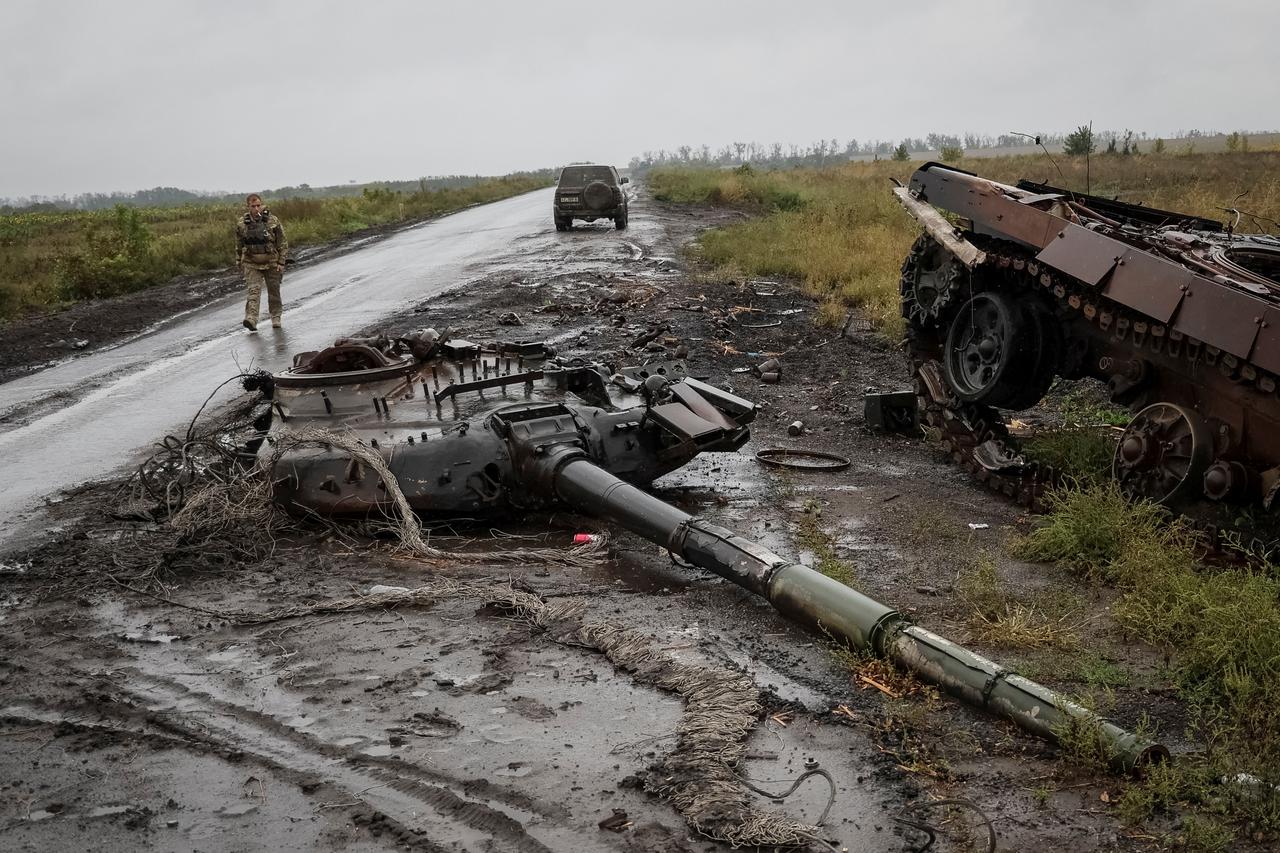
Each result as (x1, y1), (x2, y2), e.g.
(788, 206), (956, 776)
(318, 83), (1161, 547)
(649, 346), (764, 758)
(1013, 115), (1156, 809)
(901, 235), (1280, 555)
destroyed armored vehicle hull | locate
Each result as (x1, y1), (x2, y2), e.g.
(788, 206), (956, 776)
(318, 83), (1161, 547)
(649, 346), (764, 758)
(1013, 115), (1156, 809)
(895, 163), (1280, 513)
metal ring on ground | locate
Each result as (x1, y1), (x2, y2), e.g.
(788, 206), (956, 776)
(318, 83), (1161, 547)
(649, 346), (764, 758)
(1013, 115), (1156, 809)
(755, 448), (851, 471)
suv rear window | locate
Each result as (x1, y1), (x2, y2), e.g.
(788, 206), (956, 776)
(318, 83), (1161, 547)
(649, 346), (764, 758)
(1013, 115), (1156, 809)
(558, 166), (614, 187)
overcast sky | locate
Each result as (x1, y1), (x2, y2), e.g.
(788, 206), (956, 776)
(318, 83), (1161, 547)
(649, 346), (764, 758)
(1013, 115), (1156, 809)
(2, 0), (1276, 199)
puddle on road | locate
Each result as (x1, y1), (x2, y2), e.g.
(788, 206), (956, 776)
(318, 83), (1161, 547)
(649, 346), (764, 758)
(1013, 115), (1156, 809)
(205, 646), (248, 664)
(791, 483), (866, 493)
(493, 762), (534, 778)
(85, 805), (133, 819)
(215, 803), (260, 817)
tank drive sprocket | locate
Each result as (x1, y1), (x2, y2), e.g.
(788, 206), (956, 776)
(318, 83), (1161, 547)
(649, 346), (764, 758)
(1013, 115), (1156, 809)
(900, 234), (966, 326)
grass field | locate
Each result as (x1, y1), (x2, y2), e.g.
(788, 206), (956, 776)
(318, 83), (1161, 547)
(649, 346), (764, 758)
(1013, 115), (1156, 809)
(0, 175), (551, 321)
(650, 150), (1280, 342)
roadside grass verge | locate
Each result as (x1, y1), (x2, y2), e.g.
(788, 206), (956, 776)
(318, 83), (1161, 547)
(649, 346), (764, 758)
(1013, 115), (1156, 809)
(1020, 428), (1117, 485)
(1014, 482), (1280, 843)
(955, 553), (1081, 650)
(648, 150), (1280, 341)
(0, 175), (550, 320)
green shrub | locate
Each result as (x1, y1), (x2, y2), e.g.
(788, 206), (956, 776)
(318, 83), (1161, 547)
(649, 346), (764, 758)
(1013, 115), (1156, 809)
(1020, 428), (1116, 485)
(55, 205), (156, 299)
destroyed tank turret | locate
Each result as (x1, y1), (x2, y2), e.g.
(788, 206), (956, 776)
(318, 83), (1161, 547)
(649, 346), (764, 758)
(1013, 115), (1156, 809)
(262, 330), (753, 514)
(254, 328), (1164, 771)
(894, 163), (1280, 518)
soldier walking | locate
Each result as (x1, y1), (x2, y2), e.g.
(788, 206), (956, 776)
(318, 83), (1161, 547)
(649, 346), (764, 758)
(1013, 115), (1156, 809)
(235, 193), (288, 331)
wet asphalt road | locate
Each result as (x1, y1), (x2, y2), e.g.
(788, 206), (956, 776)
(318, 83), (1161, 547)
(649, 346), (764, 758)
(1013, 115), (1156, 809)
(0, 187), (655, 546)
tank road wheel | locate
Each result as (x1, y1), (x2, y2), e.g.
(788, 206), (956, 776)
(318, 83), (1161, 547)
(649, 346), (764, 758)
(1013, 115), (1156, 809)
(1000, 299), (1061, 411)
(901, 235), (965, 326)
(1113, 402), (1212, 504)
(942, 291), (1038, 408)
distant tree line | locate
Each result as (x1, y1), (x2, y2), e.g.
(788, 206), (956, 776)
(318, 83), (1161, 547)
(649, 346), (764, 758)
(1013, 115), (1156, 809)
(630, 133), (1067, 172)
(629, 127), (1272, 173)
(1, 169), (558, 214)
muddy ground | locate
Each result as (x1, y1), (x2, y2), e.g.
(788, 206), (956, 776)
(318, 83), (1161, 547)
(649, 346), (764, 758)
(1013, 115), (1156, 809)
(1, 189), (1200, 851)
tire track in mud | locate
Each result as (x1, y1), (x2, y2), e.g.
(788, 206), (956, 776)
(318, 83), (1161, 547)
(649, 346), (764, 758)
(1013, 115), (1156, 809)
(10, 666), (585, 853)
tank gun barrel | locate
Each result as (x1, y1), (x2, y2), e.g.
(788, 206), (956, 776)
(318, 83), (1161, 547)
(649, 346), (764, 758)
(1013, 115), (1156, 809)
(527, 444), (1166, 772)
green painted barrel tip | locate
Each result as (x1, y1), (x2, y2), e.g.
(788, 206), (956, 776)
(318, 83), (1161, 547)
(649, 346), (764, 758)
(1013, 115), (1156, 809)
(767, 562), (1167, 773)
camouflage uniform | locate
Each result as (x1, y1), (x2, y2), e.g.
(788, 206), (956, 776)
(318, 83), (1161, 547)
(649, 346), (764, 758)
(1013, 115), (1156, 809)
(235, 208), (288, 328)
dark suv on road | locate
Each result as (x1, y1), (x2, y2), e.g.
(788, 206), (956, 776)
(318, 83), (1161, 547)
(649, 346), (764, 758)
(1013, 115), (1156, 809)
(553, 164), (629, 231)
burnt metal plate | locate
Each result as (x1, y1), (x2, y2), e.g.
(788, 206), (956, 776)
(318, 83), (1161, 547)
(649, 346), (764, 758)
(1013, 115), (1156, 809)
(1250, 307), (1280, 375)
(1035, 223), (1119, 286)
(680, 377), (755, 422)
(864, 391), (918, 433)
(1172, 277), (1264, 358)
(649, 403), (722, 441)
(913, 168), (1061, 248)
(1102, 249), (1190, 323)
(1017, 192), (1065, 206)
(670, 383), (737, 431)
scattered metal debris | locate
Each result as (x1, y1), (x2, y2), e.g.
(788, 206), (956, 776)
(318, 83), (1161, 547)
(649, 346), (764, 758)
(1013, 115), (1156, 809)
(863, 391), (918, 433)
(630, 323), (670, 349)
(755, 448), (852, 471)
(597, 809), (631, 832)
(894, 798), (997, 853)
(754, 357), (781, 377)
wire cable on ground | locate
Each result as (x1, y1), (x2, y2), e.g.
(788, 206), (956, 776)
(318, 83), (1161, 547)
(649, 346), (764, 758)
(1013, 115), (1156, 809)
(732, 766), (837, 826)
(893, 797), (997, 853)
